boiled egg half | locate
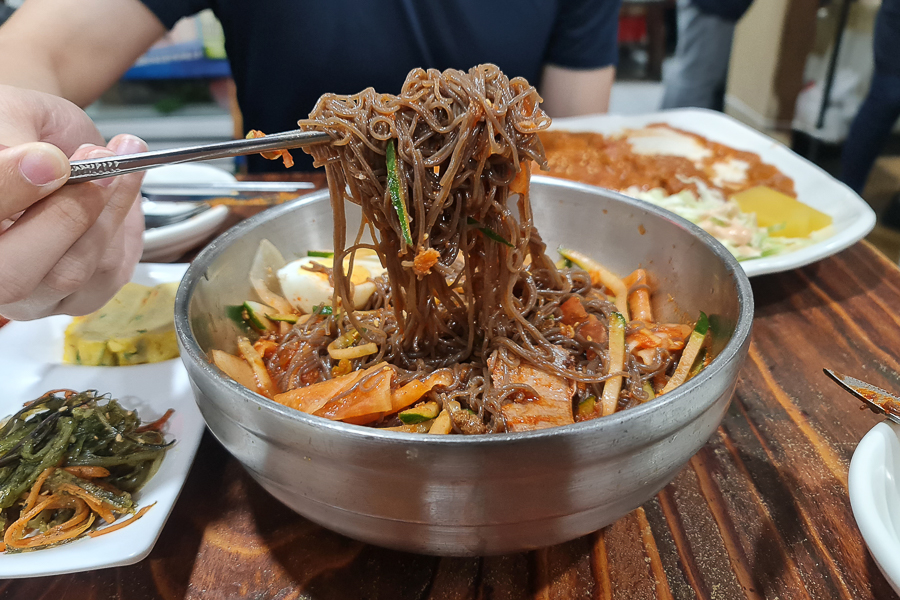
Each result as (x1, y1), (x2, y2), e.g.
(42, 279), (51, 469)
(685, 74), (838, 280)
(277, 250), (386, 314)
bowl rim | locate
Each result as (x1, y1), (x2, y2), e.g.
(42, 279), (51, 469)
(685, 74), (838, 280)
(849, 420), (900, 594)
(175, 175), (754, 445)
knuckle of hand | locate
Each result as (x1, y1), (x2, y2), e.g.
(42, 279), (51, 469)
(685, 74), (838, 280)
(96, 250), (124, 274)
(0, 275), (32, 306)
(43, 254), (96, 296)
(46, 195), (99, 235)
(0, 305), (35, 321)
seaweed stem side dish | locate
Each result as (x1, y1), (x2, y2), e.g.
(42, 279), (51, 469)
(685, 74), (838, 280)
(0, 390), (173, 552)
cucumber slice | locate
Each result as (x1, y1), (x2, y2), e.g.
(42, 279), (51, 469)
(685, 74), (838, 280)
(600, 311), (626, 416)
(399, 401), (440, 424)
(661, 312), (709, 394)
(577, 395), (597, 420)
(688, 348), (708, 380)
(386, 140), (413, 247)
(243, 301), (275, 332)
(307, 250), (335, 258)
(266, 313), (299, 323)
(226, 304), (251, 330)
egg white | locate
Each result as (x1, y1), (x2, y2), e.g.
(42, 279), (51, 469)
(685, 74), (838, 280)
(277, 252), (386, 314)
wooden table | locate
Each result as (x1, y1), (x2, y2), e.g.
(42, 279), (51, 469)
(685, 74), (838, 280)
(4, 179), (900, 599)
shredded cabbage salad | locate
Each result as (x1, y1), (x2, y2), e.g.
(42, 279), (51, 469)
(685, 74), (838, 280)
(626, 182), (832, 261)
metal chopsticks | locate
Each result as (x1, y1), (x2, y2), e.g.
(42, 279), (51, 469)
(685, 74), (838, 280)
(67, 129), (329, 184)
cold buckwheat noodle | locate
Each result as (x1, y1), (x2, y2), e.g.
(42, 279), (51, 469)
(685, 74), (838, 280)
(232, 65), (704, 434)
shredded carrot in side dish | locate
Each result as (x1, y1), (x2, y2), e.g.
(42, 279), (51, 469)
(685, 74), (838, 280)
(135, 408), (175, 433)
(57, 483), (118, 524)
(0, 390), (173, 553)
(89, 503), (156, 538)
(23, 467), (55, 514)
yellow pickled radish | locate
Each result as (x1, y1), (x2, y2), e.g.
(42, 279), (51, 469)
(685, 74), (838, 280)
(731, 186), (831, 238)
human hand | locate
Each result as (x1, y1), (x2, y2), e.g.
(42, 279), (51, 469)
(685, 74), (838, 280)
(0, 85), (147, 320)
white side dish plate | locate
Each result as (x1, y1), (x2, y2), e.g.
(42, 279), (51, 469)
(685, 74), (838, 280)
(550, 109), (877, 277)
(142, 164), (232, 262)
(849, 420), (900, 597)
(0, 263), (204, 578)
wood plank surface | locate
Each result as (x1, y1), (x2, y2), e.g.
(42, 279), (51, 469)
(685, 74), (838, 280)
(3, 225), (900, 598)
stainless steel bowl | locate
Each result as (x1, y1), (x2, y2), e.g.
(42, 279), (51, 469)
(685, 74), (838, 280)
(175, 176), (753, 556)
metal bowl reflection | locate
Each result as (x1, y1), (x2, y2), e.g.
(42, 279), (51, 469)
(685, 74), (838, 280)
(174, 176), (753, 556)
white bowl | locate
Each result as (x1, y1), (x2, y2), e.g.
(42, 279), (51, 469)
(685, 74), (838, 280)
(849, 420), (900, 595)
(550, 109), (877, 277)
(141, 164), (232, 262)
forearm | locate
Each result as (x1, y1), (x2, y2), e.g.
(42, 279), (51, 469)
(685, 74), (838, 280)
(0, 39), (65, 98)
(0, 0), (165, 107)
(0, 0), (157, 320)
(540, 65), (616, 118)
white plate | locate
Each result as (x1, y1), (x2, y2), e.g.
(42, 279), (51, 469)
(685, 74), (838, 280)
(0, 263), (204, 578)
(849, 421), (900, 597)
(141, 164), (233, 262)
(550, 108), (877, 277)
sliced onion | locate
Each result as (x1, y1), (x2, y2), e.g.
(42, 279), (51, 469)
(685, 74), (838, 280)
(249, 239), (292, 314)
(210, 349), (257, 391)
(250, 239), (286, 283)
(237, 337), (278, 398)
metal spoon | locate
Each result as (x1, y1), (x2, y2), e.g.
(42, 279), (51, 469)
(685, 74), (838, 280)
(142, 200), (211, 229)
(141, 181), (316, 202)
(141, 181), (319, 229)
(67, 129), (329, 184)
(823, 369), (900, 425)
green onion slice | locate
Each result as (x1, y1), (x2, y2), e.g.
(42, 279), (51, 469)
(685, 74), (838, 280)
(467, 217), (514, 248)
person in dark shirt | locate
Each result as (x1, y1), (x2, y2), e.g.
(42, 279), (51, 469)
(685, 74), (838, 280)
(141, 0), (623, 171)
(840, 0), (900, 217)
(0, 2), (13, 27)
(0, 0), (621, 320)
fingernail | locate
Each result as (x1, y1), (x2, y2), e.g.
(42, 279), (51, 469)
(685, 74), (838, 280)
(87, 148), (116, 188)
(109, 134), (146, 156)
(19, 144), (68, 186)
